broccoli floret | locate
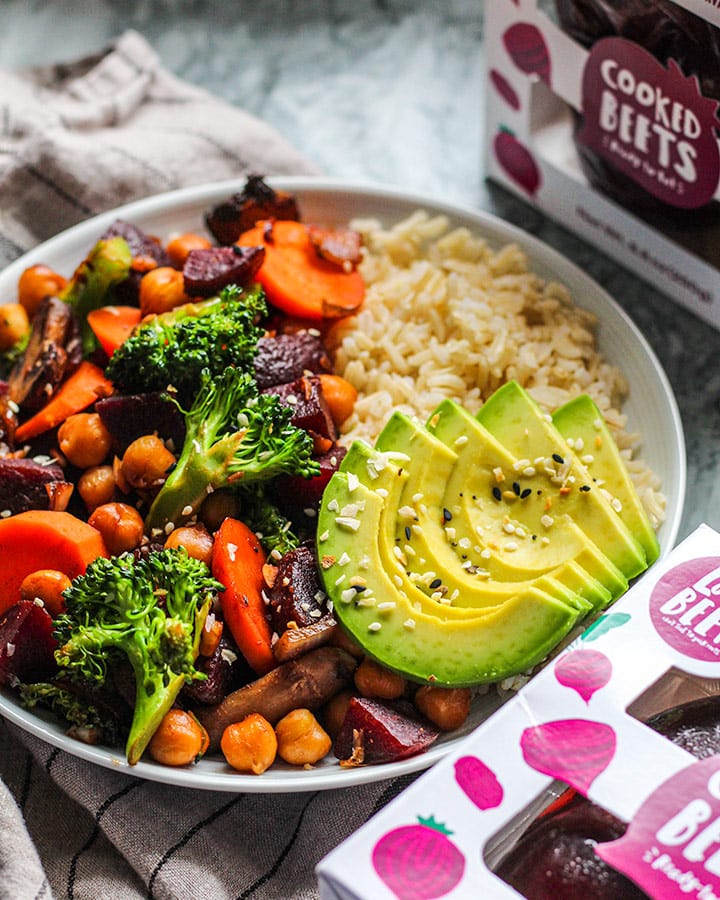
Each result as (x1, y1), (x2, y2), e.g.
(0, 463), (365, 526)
(239, 485), (301, 556)
(20, 680), (126, 746)
(146, 366), (320, 535)
(60, 236), (133, 356)
(105, 284), (266, 404)
(54, 548), (222, 764)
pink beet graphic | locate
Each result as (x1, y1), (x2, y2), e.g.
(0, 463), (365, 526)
(520, 719), (616, 795)
(372, 815), (465, 899)
(489, 68), (521, 110)
(493, 128), (541, 196)
(554, 649), (612, 704)
(503, 22), (551, 84)
(454, 756), (504, 810)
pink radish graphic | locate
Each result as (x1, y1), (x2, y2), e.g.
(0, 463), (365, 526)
(503, 22), (551, 85)
(493, 128), (541, 196)
(489, 69), (521, 110)
(521, 719), (616, 795)
(372, 815), (465, 899)
(554, 649), (612, 704)
(454, 756), (504, 810)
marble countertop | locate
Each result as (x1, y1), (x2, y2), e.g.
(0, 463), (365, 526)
(1, 0), (718, 541)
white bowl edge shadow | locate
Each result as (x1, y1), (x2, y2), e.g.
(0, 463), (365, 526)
(0, 177), (686, 792)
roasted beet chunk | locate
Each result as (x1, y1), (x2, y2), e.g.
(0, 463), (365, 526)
(334, 697), (440, 765)
(95, 392), (186, 455)
(307, 225), (362, 269)
(268, 544), (326, 633)
(182, 632), (253, 706)
(254, 331), (332, 390)
(263, 375), (336, 442)
(101, 219), (171, 305)
(0, 458), (72, 515)
(182, 245), (265, 297)
(273, 444), (346, 513)
(205, 175), (300, 245)
(0, 600), (58, 686)
(8, 296), (81, 413)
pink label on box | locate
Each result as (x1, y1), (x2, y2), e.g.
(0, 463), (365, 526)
(597, 756), (720, 899)
(650, 557), (720, 661)
(578, 37), (720, 209)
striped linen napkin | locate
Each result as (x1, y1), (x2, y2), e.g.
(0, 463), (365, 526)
(0, 30), (415, 900)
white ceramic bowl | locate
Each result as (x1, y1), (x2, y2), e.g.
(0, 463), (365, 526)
(0, 178), (686, 792)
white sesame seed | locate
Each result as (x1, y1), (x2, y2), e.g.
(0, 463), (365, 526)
(505, 541), (518, 552)
(270, 548), (282, 561)
(376, 488), (388, 499)
(403, 618), (416, 631)
(334, 574), (346, 586)
(575, 437), (585, 451)
(458, 537), (471, 549)
(593, 418), (602, 430)
(0, 509), (11, 519)
(377, 601), (396, 611)
(412, 492), (424, 503)
(393, 574), (404, 588)
(503, 522), (515, 535)
(454, 435), (468, 447)
(581, 454), (595, 465)
(611, 497), (623, 512)
(398, 505), (417, 520)
(540, 514), (554, 529)
(404, 544), (416, 557)
(523, 466), (536, 477)
(367, 622), (382, 632)
(335, 516), (360, 531)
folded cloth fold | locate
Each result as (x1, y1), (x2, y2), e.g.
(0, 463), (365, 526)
(0, 28), (319, 267)
(0, 30), (406, 900)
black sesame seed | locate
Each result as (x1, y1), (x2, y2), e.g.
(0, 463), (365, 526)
(552, 453), (565, 464)
(353, 585), (366, 593)
(512, 481), (521, 496)
(492, 486), (502, 501)
(520, 488), (532, 499)
(404, 525), (412, 540)
(580, 484), (591, 492)
(165, 461), (177, 474)
(443, 508), (452, 521)
(429, 578), (442, 589)
(532, 534), (537, 541)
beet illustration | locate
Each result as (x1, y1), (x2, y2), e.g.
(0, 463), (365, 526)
(372, 815), (465, 899)
(454, 755), (504, 810)
(493, 128), (541, 196)
(554, 649), (612, 704)
(520, 719), (616, 795)
(502, 22), (551, 85)
(489, 69), (521, 110)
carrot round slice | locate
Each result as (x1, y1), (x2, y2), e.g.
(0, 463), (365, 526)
(0, 511), (108, 615)
(237, 221), (365, 320)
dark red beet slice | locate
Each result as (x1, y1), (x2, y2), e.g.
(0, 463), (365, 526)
(95, 392), (186, 455)
(182, 632), (253, 706)
(272, 444), (346, 512)
(205, 176), (300, 245)
(0, 600), (58, 686)
(254, 332), (332, 391)
(334, 697), (440, 764)
(182, 245), (265, 297)
(267, 544), (325, 633)
(0, 458), (71, 516)
(263, 375), (337, 442)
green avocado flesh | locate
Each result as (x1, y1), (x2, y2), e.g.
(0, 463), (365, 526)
(319, 381), (655, 686)
(318, 474), (581, 686)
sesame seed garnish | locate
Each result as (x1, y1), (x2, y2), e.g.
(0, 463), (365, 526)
(350, 575), (367, 587)
(503, 522), (515, 535)
(335, 516), (361, 531)
(270, 548), (283, 561)
(404, 525), (412, 540)
(522, 466), (536, 478)
(481, 548), (492, 559)
(429, 578), (442, 590)
(358, 554), (371, 569)
(593, 418), (602, 430)
(458, 537), (471, 549)
(505, 541), (518, 552)
(575, 437), (585, 451)
(377, 601), (396, 611)
(403, 618), (416, 631)
(552, 453), (565, 464)
(404, 544), (416, 557)
(611, 497), (623, 512)
(412, 492), (424, 503)
(540, 514), (554, 528)
(0, 509), (11, 519)
(520, 488), (532, 499)
(368, 622), (382, 632)
(393, 574), (404, 588)
(164, 521), (175, 535)
(454, 435), (468, 447)
(580, 485), (591, 492)
(581, 454), (595, 465)
(492, 486), (502, 501)
(493, 467), (505, 483)
(7, 399), (19, 414)
(398, 505), (417, 520)
(443, 508), (452, 521)
(512, 481), (521, 496)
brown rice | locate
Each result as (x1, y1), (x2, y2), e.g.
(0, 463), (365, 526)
(328, 211), (666, 528)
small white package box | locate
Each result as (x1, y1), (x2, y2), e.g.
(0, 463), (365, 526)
(317, 524), (720, 898)
(483, 1), (720, 330)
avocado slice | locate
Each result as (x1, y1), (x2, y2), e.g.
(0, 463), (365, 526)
(477, 382), (648, 581)
(318, 472), (582, 686)
(339, 440), (593, 619)
(426, 399), (623, 606)
(552, 394), (660, 565)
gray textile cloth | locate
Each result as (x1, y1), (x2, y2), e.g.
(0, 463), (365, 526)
(0, 30), (412, 900)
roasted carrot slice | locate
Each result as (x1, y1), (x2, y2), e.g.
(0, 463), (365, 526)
(0, 510), (108, 615)
(237, 220), (365, 321)
(87, 305), (142, 357)
(14, 361), (114, 443)
(211, 517), (276, 676)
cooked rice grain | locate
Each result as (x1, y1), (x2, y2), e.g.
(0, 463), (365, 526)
(329, 212), (665, 527)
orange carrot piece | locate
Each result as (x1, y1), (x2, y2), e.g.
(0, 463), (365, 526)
(87, 305), (142, 357)
(0, 510), (108, 615)
(15, 361), (114, 443)
(211, 517), (276, 676)
(236, 220), (365, 321)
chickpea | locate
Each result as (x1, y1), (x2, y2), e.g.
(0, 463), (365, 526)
(148, 709), (209, 767)
(275, 709), (332, 766)
(317, 374), (358, 427)
(88, 502), (145, 555)
(77, 465), (116, 512)
(20, 569), (72, 618)
(0, 303), (30, 352)
(58, 413), (113, 469)
(321, 689), (354, 740)
(139, 266), (190, 316)
(165, 232), (212, 268)
(354, 656), (406, 700)
(221, 713), (277, 775)
(414, 686), (472, 732)
(198, 489), (240, 533)
(121, 434), (176, 492)
(164, 525), (214, 567)
(17, 264), (68, 318)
